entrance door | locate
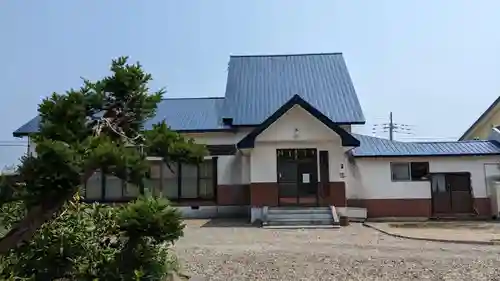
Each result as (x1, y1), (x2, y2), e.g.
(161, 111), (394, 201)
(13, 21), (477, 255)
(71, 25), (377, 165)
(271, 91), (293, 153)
(430, 173), (474, 215)
(277, 149), (318, 206)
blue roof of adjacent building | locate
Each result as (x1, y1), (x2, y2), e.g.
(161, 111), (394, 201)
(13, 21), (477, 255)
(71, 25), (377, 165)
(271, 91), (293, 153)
(221, 53), (365, 125)
(352, 134), (500, 157)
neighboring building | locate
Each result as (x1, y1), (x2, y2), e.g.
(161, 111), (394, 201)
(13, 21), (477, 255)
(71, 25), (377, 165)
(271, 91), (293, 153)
(13, 53), (500, 221)
(459, 96), (500, 140)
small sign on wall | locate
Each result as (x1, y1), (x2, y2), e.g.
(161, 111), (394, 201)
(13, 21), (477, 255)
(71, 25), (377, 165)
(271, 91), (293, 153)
(302, 173), (310, 183)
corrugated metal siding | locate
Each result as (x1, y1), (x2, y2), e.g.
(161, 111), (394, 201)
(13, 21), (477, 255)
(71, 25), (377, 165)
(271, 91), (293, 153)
(221, 53), (365, 125)
(352, 134), (500, 157)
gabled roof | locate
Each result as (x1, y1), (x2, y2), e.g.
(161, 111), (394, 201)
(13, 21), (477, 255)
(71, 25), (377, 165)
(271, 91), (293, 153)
(13, 52), (366, 137)
(237, 94), (360, 149)
(13, 116), (41, 137)
(459, 96), (500, 140)
(221, 53), (365, 125)
(13, 97), (230, 137)
(353, 134), (500, 157)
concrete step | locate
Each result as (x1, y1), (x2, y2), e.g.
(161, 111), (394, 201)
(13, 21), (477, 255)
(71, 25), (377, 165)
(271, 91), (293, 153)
(268, 213), (332, 221)
(264, 206), (339, 228)
(263, 224), (341, 229)
(268, 207), (331, 215)
(264, 219), (335, 226)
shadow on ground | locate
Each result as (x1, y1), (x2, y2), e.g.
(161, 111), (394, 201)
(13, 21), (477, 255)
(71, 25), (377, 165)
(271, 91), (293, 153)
(199, 218), (256, 228)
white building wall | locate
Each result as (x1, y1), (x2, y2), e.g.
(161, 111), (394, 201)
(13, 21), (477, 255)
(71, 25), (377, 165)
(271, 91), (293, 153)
(27, 137), (36, 156)
(216, 155), (242, 185)
(251, 105), (350, 184)
(184, 130), (251, 146)
(184, 131), (253, 185)
(351, 156), (499, 200)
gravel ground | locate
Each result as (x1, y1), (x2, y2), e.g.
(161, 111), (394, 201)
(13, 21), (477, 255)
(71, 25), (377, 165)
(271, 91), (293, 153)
(173, 220), (500, 281)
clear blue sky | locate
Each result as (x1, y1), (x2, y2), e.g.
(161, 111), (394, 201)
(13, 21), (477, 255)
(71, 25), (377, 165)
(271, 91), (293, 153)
(0, 0), (499, 168)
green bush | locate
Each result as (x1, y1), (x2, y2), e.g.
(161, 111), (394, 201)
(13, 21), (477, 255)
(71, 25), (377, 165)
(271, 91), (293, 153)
(0, 196), (184, 281)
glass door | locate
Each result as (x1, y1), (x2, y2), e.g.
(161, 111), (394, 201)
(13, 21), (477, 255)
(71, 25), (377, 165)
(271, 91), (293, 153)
(277, 149), (318, 206)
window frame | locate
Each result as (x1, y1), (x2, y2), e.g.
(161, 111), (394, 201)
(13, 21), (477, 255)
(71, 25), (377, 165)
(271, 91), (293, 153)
(390, 161), (430, 182)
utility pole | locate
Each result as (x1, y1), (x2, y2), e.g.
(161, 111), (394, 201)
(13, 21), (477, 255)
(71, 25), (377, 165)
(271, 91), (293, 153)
(389, 112), (394, 141)
(372, 112), (413, 141)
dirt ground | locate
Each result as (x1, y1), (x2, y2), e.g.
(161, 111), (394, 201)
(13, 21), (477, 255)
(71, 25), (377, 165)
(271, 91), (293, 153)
(173, 219), (500, 281)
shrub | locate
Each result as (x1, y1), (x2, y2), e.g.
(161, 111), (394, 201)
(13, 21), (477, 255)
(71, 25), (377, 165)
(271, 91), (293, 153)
(0, 196), (184, 281)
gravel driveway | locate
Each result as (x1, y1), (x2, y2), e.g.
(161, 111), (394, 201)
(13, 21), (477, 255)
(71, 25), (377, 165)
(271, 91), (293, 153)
(174, 219), (500, 281)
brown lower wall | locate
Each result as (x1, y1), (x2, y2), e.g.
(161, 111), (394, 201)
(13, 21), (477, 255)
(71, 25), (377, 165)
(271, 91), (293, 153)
(347, 199), (432, 217)
(474, 198), (491, 217)
(217, 184), (250, 205)
(217, 182), (493, 218)
(347, 198), (491, 218)
(319, 182), (347, 207)
(250, 182), (279, 207)
(249, 182), (347, 207)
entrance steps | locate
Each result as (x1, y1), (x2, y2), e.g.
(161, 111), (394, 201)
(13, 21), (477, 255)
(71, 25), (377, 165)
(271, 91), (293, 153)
(263, 206), (340, 229)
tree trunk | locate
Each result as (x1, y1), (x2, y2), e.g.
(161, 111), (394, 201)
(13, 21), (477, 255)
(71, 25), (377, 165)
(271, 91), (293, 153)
(0, 188), (76, 255)
(0, 171), (93, 256)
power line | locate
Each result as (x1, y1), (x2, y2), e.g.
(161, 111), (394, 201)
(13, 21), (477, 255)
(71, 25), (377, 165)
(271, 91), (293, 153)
(372, 112), (414, 141)
(0, 145), (27, 147)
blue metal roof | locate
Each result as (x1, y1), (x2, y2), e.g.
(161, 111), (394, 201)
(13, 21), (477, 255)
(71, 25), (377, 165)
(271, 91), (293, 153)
(13, 98), (227, 137)
(221, 53), (365, 125)
(145, 97), (227, 131)
(14, 53), (366, 136)
(352, 134), (500, 157)
(13, 116), (40, 137)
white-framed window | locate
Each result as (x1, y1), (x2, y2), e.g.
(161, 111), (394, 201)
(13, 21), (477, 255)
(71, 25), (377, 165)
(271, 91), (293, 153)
(390, 162), (429, 181)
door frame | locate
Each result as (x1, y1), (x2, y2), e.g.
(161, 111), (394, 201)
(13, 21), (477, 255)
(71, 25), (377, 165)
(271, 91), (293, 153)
(276, 148), (319, 206)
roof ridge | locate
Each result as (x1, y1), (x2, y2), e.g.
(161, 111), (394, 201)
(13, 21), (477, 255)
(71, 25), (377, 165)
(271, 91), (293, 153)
(353, 134), (404, 143)
(409, 140), (492, 144)
(230, 52), (343, 58)
(354, 134), (495, 145)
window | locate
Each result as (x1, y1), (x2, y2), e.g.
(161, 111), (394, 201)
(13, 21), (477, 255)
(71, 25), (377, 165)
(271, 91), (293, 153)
(199, 160), (214, 199)
(181, 164), (198, 199)
(105, 175), (124, 200)
(162, 163), (179, 199)
(82, 159), (216, 202)
(149, 160), (162, 196)
(85, 171), (103, 200)
(391, 162), (429, 181)
(410, 162), (429, 181)
(391, 163), (410, 181)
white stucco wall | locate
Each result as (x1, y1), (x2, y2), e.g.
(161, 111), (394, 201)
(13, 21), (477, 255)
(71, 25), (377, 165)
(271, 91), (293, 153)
(27, 137), (36, 156)
(250, 105), (351, 184)
(186, 131), (251, 186)
(184, 130), (252, 145)
(351, 156), (499, 200)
